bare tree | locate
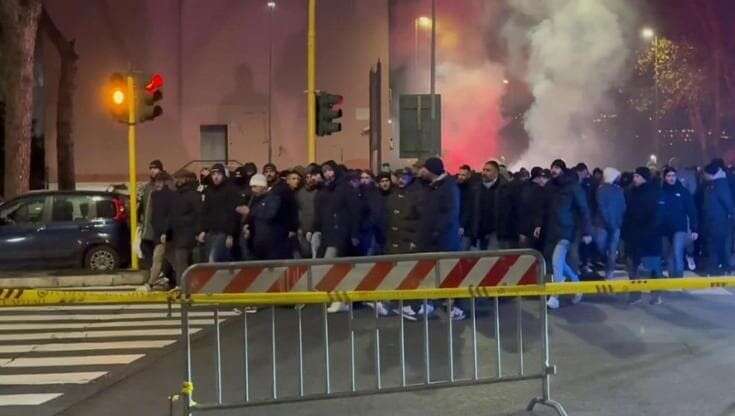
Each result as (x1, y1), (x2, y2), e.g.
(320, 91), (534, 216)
(40, 6), (78, 190)
(0, 0), (42, 199)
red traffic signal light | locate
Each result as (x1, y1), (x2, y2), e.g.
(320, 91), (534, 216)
(145, 74), (164, 93)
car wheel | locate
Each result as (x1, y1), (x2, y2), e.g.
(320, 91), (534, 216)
(85, 245), (119, 273)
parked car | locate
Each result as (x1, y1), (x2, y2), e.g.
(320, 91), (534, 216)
(0, 191), (131, 272)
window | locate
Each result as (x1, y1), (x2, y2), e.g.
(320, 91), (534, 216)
(52, 195), (107, 222)
(1, 196), (47, 225)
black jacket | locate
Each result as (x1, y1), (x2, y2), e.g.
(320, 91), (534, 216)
(150, 187), (176, 241)
(475, 176), (515, 240)
(384, 183), (422, 254)
(660, 181), (697, 236)
(417, 175), (461, 252)
(270, 179), (299, 234)
(457, 177), (480, 239)
(623, 182), (664, 258)
(357, 184), (386, 246)
(170, 183), (203, 249)
(200, 181), (240, 237)
(515, 180), (546, 239)
(545, 172), (592, 243)
(701, 176), (734, 235)
(248, 191), (290, 260)
(314, 175), (359, 252)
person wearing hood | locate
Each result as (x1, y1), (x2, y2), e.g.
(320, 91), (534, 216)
(355, 171), (386, 256)
(197, 163), (240, 262)
(701, 161), (734, 275)
(593, 167), (626, 280)
(543, 159), (592, 309)
(660, 167), (698, 278)
(317, 161), (361, 313)
(623, 167), (665, 304)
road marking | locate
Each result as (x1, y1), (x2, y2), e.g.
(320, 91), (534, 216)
(0, 340), (176, 354)
(0, 393), (62, 406)
(0, 354), (145, 368)
(0, 371), (107, 385)
(0, 328), (201, 341)
(0, 319), (212, 331)
(0, 311), (238, 322)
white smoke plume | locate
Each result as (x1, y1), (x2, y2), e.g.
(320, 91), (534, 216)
(504, 0), (636, 169)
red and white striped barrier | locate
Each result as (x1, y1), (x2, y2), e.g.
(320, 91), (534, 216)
(186, 253), (540, 294)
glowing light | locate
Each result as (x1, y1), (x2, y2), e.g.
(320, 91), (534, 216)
(266, 1), (276, 9)
(502, 79), (509, 85)
(417, 16), (432, 29)
(641, 27), (655, 40)
(112, 89), (125, 105)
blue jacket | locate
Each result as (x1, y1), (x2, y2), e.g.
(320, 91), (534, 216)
(595, 183), (626, 231)
(660, 181), (697, 236)
(417, 174), (461, 252)
(702, 176), (734, 235)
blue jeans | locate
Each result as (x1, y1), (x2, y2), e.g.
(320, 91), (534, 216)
(205, 232), (232, 263)
(593, 227), (620, 279)
(664, 232), (689, 278)
(552, 239), (579, 283)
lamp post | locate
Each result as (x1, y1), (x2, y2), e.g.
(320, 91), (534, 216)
(641, 27), (659, 154)
(266, 1), (276, 163)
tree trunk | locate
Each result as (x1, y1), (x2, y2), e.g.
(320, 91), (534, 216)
(41, 7), (78, 190)
(0, 0), (42, 199)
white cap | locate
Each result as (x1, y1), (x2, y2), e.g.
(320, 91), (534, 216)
(249, 173), (268, 188)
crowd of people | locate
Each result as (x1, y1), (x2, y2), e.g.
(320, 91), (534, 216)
(136, 154), (735, 316)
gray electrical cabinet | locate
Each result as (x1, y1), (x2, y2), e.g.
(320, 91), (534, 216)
(399, 94), (441, 159)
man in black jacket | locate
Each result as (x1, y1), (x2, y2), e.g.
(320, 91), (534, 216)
(167, 170), (202, 288)
(476, 161), (514, 250)
(240, 174), (289, 260)
(544, 159), (592, 309)
(197, 164), (240, 263)
(623, 167), (665, 304)
(147, 171), (176, 289)
(457, 165), (479, 250)
(263, 163), (299, 240)
(660, 167), (698, 278)
(701, 161), (734, 275)
(516, 167), (549, 249)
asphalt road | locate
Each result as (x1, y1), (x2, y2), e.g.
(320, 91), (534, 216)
(42, 287), (735, 416)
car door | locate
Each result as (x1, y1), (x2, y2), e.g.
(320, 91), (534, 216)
(0, 195), (51, 268)
(42, 194), (98, 267)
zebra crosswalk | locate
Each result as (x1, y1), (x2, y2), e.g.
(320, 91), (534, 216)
(0, 302), (238, 411)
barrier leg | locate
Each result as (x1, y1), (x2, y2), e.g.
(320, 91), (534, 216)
(181, 300), (193, 416)
(526, 295), (568, 416)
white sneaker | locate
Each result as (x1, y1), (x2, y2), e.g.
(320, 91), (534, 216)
(392, 306), (417, 321)
(136, 284), (151, 292)
(365, 302), (390, 316)
(327, 302), (350, 313)
(687, 256), (696, 271)
(416, 303), (435, 317)
(571, 294), (583, 304)
(449, 306), (466, 321)
(547, 296), (560, 310)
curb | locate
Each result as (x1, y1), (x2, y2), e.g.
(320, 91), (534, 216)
(0, 271), (146, 288)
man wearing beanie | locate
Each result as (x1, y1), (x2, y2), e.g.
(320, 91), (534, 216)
(702, 161), (734, 275)
(544, 158), (592, 309)
(198, 163), (240, 262)
(660, 167), (698, 278)
(416, 157), (465, 320)
(593, 167), (626, 280)
(138, 159), (165, 274)
(238, 174), (289, 260)
(623, 167), (665, 304)
(516, 167), (549, 249)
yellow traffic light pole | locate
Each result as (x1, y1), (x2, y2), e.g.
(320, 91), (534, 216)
(126, 75), (139, 271)
(307, 0), (316, 163)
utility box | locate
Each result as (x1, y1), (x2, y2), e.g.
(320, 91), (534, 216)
(399, 94), (441, 159)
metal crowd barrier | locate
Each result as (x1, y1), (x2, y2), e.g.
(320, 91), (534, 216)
(178, 249), (567, 416)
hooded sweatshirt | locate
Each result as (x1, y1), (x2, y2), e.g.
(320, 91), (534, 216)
(595, 168), (626, 230)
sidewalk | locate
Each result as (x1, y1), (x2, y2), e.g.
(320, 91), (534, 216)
(0, 269), (146, 288)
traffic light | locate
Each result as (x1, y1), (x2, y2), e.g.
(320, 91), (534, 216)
(137, 73), (163, 123)
(316, 92), (343, 136)
(105, 73), (128, 123)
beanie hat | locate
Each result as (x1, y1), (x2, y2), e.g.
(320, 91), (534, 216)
(149, 160), (163, 170)
(249, 173), (268, 187)
(321, 160), (339, 173)
(210, 163), (226, 175)
(705, 162), (721, 176)
(530, 167), (545, 179)
(423, 157), (445, 176)
(551, 159), (567, 171)
(634, 167), (651, 182)
(603, 167), (621, 184)
(262, 163), (278, 173)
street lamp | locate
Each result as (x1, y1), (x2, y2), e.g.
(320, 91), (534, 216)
(641, 27), (660, 154)
(414, 16), (432, 76)
(266, 1), (276, 163)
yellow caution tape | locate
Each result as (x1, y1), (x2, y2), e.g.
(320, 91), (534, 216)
(181, 381), (194, 396)
(1, 277), (734, 307)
